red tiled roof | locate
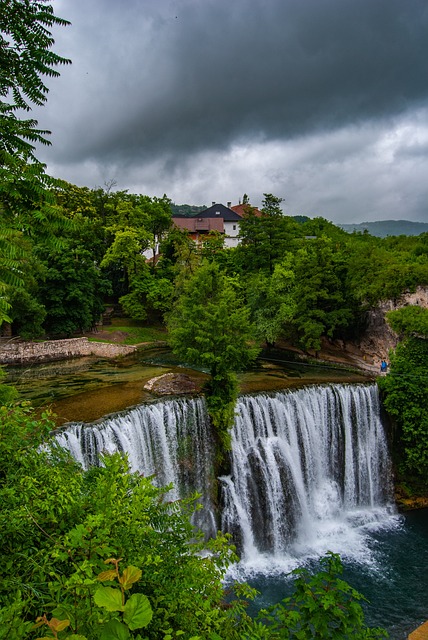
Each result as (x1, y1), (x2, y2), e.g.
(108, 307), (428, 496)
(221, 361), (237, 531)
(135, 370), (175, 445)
(231, 204), (263, 217)
(172, 217), (224, 233)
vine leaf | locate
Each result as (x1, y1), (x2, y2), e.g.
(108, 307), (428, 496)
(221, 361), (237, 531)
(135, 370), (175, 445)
(119, 565), (142, 590)
(97, 569), (117, 582)
(123, 593), (153, 630)
(99, 619), (130, 640)
(94, 586), (124, 612)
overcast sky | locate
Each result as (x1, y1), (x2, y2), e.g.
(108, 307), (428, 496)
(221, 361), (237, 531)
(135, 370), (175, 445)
(34, 0), (428, 223)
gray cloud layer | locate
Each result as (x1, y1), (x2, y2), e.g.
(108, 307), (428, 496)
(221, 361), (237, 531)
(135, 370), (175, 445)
(34, 0), (428, 222)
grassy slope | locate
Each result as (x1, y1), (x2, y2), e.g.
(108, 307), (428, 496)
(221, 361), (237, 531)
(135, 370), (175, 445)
(87, 318), (167, 345)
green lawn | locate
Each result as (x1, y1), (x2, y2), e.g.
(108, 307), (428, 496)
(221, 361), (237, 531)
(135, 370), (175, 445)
(89, 319), (168, 345)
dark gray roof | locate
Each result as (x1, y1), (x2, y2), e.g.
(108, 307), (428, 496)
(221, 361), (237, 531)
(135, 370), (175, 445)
(196, 203), (242, 221)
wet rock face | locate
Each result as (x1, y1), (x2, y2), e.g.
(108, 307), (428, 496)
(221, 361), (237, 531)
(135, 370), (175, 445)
(144, 373), (200, 395)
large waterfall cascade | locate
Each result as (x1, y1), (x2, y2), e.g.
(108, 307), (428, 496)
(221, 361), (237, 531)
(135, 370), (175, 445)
(56, 384), (395, 570)
(220, 384), (394, 571)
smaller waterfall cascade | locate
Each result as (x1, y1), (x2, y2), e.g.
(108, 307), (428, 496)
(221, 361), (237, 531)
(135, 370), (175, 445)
(220, 384), (394, 566)
(55, 397), (217, 537)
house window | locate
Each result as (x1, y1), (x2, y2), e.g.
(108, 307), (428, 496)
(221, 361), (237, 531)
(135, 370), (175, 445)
(216, 211), (220, 215)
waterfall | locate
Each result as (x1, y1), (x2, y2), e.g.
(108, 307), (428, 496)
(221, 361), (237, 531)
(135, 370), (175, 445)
(55, 383), (395, 571)
(221, 384), (395, 573)
(55, 396), (218, 537)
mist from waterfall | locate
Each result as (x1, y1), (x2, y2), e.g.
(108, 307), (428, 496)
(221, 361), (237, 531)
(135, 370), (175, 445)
(55, 383), (397, 576)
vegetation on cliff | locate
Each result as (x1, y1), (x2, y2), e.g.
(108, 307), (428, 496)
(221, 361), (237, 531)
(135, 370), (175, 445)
(378, 307), (428, 494)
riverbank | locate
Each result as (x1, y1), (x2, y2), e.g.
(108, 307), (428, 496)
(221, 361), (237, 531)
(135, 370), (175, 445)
(0, 330), (379, 375)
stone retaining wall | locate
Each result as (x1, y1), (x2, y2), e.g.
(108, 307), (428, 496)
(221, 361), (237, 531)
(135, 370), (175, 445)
(0, 337), (136, 365)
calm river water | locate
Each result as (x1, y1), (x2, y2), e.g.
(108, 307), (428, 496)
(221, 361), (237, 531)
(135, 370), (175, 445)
(5, 346), (370, 425)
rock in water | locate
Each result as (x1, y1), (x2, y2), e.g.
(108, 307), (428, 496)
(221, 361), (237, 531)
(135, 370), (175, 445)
(144, 373), (199, 395)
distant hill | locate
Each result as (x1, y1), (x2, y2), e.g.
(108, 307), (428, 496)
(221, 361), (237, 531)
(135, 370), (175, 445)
(171, 204), (207, 217)
(339, 220), (428, 237)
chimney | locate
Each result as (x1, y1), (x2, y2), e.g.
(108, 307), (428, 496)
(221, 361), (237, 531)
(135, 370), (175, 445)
(227, 201), (231, 208)
(212, 201), (216, 206)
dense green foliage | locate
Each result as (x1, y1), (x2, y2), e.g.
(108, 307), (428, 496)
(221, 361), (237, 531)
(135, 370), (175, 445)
(0, 404), (250, 639)
(2, 170), (427, 344)
(379, 308), (428, 489)
(0, 403), (386, 639)
(0, 0), (71, 326)
(385, 305), (428, 338)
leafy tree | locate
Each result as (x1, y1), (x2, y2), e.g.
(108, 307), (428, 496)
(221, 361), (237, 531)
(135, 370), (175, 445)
(98, 196), (175, 321)
(141, 194), (172, 268)
(261, 192), (284, 217)
(118, 271), (174, 322)
(0, 0), (71, 215)
(7, 285), (46, 339)
(300, 216), (348, 242)
(246, 257), (296, 347)
(0, 228), (26, 324)
(345, 233), (428, 306)
(292, 237), (355, 352)
(38, 239), (110, 336)
(102, 228), (150, 284)
(167, 261), (259, 450)
(0, 0), (70, 154)
(0, 231), (47, 337)
(1, 0), (70, 330)
(237, 194), (301, 274)
(52, 183), (108, 264)
(200, 230), (226, 260)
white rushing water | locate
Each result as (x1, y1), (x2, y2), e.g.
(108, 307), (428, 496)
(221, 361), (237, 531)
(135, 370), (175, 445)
(55, 396), (218, 537)
(55, 384), (398, 576)
(222, 384), (397, 578)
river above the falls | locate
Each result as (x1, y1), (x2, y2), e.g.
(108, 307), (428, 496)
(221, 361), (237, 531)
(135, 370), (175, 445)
(5, 345), (371, 425)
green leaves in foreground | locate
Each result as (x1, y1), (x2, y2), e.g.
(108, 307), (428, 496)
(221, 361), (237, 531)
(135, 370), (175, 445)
(93, 589), (152, 630)
(94, 560), (153, 634)
(34, 560), (153, 640)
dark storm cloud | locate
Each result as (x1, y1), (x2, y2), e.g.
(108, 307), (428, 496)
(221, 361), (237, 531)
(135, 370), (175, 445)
(31, 0), (428, 222)
(45, 0), (428, 166)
